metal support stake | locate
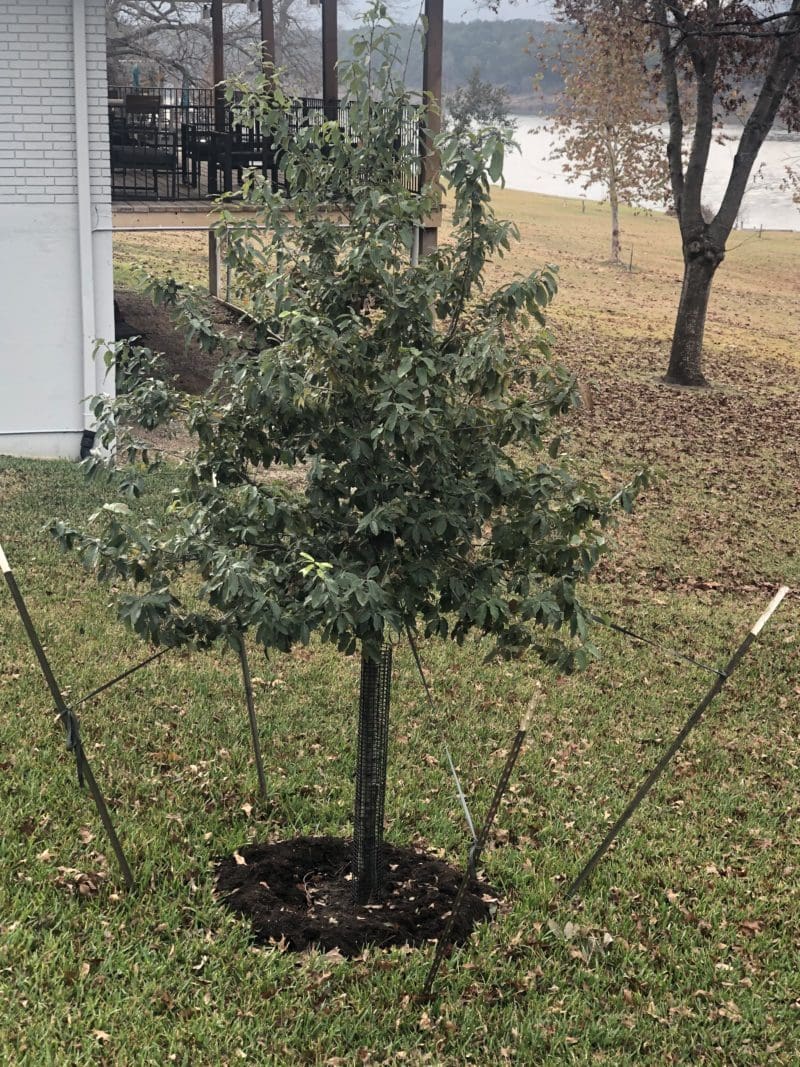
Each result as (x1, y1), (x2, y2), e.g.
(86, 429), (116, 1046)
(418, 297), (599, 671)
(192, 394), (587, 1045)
(238, 636), (267, 799)
(0, 544), (135, 890)
(421, 703), (534, 999)
(565, 586), (790, 900)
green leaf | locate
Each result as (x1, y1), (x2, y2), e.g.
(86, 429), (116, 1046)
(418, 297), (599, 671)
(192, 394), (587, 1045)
(488, 144), (504, 183)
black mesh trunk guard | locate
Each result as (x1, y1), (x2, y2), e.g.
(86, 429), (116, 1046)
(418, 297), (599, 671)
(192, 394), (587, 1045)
(353, 645), (392, 904)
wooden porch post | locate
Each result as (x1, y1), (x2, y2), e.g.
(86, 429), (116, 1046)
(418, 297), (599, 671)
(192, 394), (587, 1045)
(259, 0), (276, 75)
(259, 0), (277, 190)
(419, 0), (443, 256)
(208, 0), (225, 195)
(211, 0), (225, 132)
(208, 229), (220, 297)
(321, 0), (338, 122)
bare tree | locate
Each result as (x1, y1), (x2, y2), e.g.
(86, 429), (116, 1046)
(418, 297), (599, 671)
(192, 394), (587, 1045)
(544, 17), (670, 263)
(557, 1), (800, 387)
(106, 0), (324, 91)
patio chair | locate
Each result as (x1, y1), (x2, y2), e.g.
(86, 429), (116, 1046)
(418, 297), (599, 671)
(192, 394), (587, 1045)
(218, 123), (279, 193)
(125, 93), (161, 126)
(183, 123), (216, 190)
(184, 122), (278, 196)
(111, 126), (178, 200)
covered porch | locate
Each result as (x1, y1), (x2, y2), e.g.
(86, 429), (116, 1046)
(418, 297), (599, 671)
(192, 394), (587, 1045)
(109, 0), (443, 245)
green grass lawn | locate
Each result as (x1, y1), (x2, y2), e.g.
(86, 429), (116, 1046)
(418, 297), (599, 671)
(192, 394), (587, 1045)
(1, 195), (798, 1065)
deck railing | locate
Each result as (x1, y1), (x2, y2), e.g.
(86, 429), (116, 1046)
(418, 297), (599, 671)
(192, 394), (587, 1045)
(108, 86), (216, 131)
(108, 88), (422, 202)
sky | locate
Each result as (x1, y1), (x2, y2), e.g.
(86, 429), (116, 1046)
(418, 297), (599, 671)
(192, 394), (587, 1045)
(341, 0), (555, 26)
(440, 0), (553, 19)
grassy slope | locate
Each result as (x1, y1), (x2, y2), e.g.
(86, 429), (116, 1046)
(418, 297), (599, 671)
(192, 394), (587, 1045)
(1, 195), (798, 1065)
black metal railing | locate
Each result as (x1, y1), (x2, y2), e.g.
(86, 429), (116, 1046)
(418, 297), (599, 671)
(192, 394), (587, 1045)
(108, 87), (421, 202)
(110, 122), (180, 201)
(109, 86), (216, 130)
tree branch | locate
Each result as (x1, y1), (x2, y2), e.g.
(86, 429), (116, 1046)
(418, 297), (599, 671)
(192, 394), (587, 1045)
(654, 0), (686, 218)
(712, 0), (800, 237)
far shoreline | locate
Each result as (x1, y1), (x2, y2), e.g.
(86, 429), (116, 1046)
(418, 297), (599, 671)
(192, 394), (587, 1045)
(491, 184), (800, 235)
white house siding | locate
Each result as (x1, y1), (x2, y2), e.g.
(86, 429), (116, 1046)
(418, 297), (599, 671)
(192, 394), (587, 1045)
(0, 0), (114, 459)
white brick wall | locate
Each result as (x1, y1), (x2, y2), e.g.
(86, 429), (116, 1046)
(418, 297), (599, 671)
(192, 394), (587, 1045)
(0, 0), (110, 207)
(0, 1), (114, 459)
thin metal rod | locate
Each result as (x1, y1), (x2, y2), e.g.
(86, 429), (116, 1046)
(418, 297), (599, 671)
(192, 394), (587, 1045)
(238, 637), (267, 799)
(103, 225), (273, 234)
(71, 648), (167, 710)
(422, 705), (534, 999)
(588, 611), (726, 678)
(445, 742), (477, 846)
(405, 626), (477, 845)
(565, 586), (790, 900)
(111, 225), (224, 233)
(0, 544), (135, 890)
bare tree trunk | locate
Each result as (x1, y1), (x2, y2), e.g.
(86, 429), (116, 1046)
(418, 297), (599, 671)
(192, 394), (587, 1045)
(353, 645), (392, 904)
(609, 183), (620, 263)
(664, 238), (723, 386)
(655, 0), (800, 387)
(606, 136), (621, 263)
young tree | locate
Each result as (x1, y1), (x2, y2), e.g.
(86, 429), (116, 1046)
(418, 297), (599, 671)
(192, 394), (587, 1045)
(55, 9), (642, 907)
(557, 1), (800, 386)
(446, 66), (517, 135)
(544, 18), (670, 263)
(781, 156), (800, 205)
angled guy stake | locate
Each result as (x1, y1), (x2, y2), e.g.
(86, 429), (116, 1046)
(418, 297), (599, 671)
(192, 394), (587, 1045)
(0, 542), (135, 890)
(421, 699), (536, 1000)
(565, 585), (790, 901)
(238, 634), (267, 800)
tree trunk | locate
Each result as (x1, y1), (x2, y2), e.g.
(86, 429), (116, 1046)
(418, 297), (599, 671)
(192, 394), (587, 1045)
(664, 238), (724, 387)
(608, 165), (620, 264)
(353, 645), (392, 904)
(610, 189), (620, 264)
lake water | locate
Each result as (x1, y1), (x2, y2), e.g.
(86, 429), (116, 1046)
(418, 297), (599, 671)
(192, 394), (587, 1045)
(501, 115), (800, 232)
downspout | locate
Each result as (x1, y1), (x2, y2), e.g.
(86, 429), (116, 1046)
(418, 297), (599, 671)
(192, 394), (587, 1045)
(72, 0), (98, 457)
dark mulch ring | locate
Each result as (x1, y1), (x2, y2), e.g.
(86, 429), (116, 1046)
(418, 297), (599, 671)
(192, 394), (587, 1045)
(215, 836), (499, 956)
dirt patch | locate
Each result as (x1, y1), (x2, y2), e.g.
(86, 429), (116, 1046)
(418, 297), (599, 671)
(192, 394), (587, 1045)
(0, 467), (26, 502)
(114, 287), (236, 461)
(114, 288), (312, 491)
(215, 836), (497, 955)
(115, 288), (242, 395)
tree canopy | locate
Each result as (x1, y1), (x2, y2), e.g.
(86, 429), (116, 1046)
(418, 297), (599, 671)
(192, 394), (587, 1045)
(58, 9), (642, 673)
(56, 5), (647, 905)
(106, 0), (325, 91)
(340, 18), (564, 101)
(446, 66), (517, 133)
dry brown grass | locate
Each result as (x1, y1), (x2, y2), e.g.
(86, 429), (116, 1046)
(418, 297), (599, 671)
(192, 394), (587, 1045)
(480, 188), (800, 371)
(114, 189), (800, 375)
